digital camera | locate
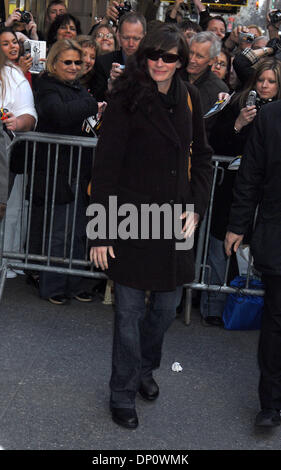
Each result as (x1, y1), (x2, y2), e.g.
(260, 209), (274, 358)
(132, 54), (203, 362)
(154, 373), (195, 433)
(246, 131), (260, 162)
(116, 1), (132, 19)
(269, 10), (281, 25)
(16, 9), (32, 24)
(239, 31), (255, 43)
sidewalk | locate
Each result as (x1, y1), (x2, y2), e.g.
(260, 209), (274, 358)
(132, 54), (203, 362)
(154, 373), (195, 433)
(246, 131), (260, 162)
(0, 275), (279, 450)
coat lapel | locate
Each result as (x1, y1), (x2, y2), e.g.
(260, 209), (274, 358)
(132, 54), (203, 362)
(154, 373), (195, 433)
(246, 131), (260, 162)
(138, 79), (192, 151)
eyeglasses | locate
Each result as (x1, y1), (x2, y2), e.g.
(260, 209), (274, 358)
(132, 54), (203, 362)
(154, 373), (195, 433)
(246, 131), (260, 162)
(59, 60), (83, 66)
(96, 32), (114, 39)
(145, 49), (180, 64)
(214, 61), (227, 68)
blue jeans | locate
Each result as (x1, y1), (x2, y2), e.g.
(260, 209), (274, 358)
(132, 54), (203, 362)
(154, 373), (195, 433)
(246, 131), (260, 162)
(110, 283), (183, 408)
(200, 234), (228, 319)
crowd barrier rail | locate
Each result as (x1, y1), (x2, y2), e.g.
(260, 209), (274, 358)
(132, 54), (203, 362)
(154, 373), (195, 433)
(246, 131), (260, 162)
(0, 132), (264, 321)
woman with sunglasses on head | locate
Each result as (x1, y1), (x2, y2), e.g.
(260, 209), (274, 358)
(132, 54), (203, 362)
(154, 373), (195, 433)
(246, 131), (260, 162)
(88, 23), (213, 429)
(29, 39), (102, 304)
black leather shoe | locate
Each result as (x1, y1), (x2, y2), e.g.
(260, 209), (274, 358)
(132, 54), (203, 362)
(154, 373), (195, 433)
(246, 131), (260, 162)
(111, 407), (138, 429)
(139, 377), (159, 401)
(201, 316), (224, 327)
(255, 409), (281, 427)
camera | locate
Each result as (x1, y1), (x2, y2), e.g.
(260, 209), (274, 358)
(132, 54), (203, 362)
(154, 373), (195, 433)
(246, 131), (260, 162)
(116, 1), (132, 19)
(246, 90), (257, 107)
(269, 10), (281, 25)
(16, 9), (32, 24)
(0, 108), (9, 121)
(239, 31), (255, 43)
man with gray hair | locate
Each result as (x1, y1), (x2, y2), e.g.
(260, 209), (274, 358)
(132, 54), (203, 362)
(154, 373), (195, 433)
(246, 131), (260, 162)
(180, 31), (228, 136)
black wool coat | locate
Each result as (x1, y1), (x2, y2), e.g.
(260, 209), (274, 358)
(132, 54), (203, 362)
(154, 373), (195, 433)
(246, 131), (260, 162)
(228, 101), (281, 276)
(32, 72), (98, 205)
(89, 76), (213, 290)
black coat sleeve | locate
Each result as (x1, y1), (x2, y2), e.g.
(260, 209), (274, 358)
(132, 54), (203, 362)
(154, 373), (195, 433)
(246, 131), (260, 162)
(36, 85), (98, 127)
(88, 97), (130, 246)
(227, 109), (266, 235)
(91, 58), (110, 102)
(233, 53), (254, 87)
(187, 84), (213, 218)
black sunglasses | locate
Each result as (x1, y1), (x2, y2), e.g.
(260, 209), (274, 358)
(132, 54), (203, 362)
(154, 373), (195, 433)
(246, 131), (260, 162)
(60, 59), (83, 66)
(145, 49), (180, 64)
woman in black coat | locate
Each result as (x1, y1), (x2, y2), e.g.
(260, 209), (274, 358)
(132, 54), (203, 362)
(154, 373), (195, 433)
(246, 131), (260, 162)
(31, 39), (99, 304)
(88, 23), (213, 429)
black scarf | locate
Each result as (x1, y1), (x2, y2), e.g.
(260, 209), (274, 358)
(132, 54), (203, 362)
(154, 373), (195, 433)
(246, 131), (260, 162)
(158, 75), (180, 112)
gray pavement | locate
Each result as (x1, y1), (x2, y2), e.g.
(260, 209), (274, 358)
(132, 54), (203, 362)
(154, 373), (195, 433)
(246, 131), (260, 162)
(0, 274), (280, 450)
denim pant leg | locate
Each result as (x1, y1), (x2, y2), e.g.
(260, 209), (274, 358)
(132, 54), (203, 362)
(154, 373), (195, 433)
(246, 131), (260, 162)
(39, 203), (70, 298)
(200, 234), (228, 319)
(140, 286), (183, 378)
(110, 283), (147, 409)
(39, 188), (86, 299)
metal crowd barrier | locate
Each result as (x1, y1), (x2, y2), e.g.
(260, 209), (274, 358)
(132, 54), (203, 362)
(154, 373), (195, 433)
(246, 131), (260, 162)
(0, 133), (264, 319)
(183, 155), (264, 325)
(0, 132), (107, 301)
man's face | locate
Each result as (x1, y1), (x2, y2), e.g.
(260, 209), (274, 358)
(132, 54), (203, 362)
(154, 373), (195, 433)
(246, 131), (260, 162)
(207, 19), (226, 40)
(48, 3), (67, 24)
(117, 21), (144, 57)
(187, 41), (215, 79)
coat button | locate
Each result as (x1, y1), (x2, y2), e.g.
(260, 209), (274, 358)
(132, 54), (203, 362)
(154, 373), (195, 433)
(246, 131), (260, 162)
(171, 170), (176, 176)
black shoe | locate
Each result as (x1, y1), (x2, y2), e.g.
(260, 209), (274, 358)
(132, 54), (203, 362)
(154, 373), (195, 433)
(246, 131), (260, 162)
(139, 377), (159, 401)
(48, 295), (68, 305)
(74, 291), (94, 302)
(201, 316), (224, 327)
(255, 409), (281, 427)
(111, 407), (138, 429)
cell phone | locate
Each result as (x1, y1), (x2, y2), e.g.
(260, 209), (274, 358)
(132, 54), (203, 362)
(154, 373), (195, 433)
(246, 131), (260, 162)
(23, 40), (31, 56)
(246, 90), (257, 107)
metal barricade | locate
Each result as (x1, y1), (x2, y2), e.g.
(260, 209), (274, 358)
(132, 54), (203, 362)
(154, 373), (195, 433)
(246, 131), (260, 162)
(183, 155), (264, 325)
(0, 131), (107, 301)
(0, 137), (265, 315)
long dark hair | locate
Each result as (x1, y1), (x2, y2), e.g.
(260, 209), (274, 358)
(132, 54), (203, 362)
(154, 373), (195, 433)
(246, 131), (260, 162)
(47, 13), (82, 47)
(111, 23), (189, 111)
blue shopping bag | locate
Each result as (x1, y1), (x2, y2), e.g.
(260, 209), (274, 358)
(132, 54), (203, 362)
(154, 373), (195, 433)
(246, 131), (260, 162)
(222, 276), (264, 330)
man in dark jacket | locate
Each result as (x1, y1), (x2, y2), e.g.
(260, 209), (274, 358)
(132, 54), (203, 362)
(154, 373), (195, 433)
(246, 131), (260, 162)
(91, 11), (146, 101)
(180, 31), (228, 137)
(225, 101), (281, 428)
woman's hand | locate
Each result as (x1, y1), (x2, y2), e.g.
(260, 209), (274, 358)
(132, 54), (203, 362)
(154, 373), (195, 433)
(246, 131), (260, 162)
(234, 105), (257, 132)
(4, 112), (17, 131)
(18, 53), (33, 74)
(26, 15), (39, 40)
(106, 1), (124, 23)
(97, 101), (107, 119)
(5, 10), (22, 27)
(224, 232), (244, 256)
(180, 211), (200, 238)
(90, 246), (115, 271)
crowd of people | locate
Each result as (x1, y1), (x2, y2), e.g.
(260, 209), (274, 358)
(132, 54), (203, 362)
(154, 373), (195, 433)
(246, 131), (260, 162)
(1, 0), (281, 430)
